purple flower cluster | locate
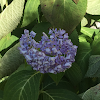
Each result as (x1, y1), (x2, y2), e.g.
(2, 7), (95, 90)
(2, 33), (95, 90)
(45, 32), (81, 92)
(19, 28), (78, 74)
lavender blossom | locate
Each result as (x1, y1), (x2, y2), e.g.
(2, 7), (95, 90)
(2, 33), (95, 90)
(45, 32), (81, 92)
(18, 28), (78, 74)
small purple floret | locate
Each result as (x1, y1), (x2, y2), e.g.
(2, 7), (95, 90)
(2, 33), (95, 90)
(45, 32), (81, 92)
(19, 28), (78, 74)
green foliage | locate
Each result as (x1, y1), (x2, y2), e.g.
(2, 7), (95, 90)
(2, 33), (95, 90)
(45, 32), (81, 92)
(79, 34), (87, 42)
(69, 29), (79, 46)
(21, 0), (40, 27)
(0, 90), (3, 100)
(42, 76), (76, 92)
(79, 78), (91, 94)
(0, 0), (7, 11)
(41, 89), (82, 100)
(81, 17), (88, 27)
(76, 42), (91, 76)
(49, 72), (65, 85)
(0, 0), (100, 99)
(86, 55), (100, 77)
(81, 27), (99, 38)
(0, 33), (18, 52)
(91, 32), (100, 55)
(86, 0), (100, 15)
(65, 62), (82, 85)
(40, 0), (87, 34)
(0, 43), (24, 78)
(0, 76), (8, 91)
(82, 83), (100, 100)
(15, 63), (33, 72)
(0, 0), (25, 40)
(4, 70), (41, 100)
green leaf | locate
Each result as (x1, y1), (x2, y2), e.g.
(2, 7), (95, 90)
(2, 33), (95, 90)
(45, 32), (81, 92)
(65, 62), (82, 85)
(0, 54), (2, 60)
(40, 0), (87, 34)
(4, 70), (41, 100)
(78, 92), (85, 99)
(0, 90), (3, 100)
(86, 0), (100, 15)
(12, 63), (33, 75)
(91, 32), (100, 55)
(79, 34), (93, 44)
(0, 0), (7, 11)
(82, 83), (100, 100)
(0, 76), (8, 91)
(81, 27), (99, 38)
(69, 29), (79, 46)
(0, 43), (24, 79)
(41, 89), (82, 100)
(0, 0), (25, 40)
(49, 72), (65, 85)
(21, 0), (40, 27)
(97, 19), (100, 22)
(79, 34), (87, 42)
(76, 42), (91, 76)
(0, 33), (19, 52)
(90, 19), (95, 26)
(81, 17), (88, 27)
(16, 63), (32, 72)
(79, 78), (90, 93)
(42, 76), (75, 92)
(32, 22), (52, 42)
(85, 55), (100, 77)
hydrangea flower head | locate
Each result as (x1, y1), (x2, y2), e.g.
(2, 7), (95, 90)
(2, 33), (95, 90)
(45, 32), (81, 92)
(19, 28), (78, 74)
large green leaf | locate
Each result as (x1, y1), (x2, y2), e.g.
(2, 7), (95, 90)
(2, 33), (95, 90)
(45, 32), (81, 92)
(0, 0), (25, 40)
(4, 70), (41, 100)
(21, 0), (40, 27)
(86, 0), (100, 15)
(42, 76), (75, 92)
(85, 55), (100, 77)
(81, 27), (99, 38)
(40, 0), (87, 34)
(41, 89), (82, 100)
(0, 43), (24, 79)
(76, 42), (91, 76)
(65, 62), (82, 85)
(0, 33), (19, 52)
(82, 83), (100, 100)
(49, 72), (65, 85)
(91, 32), (100, 55)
